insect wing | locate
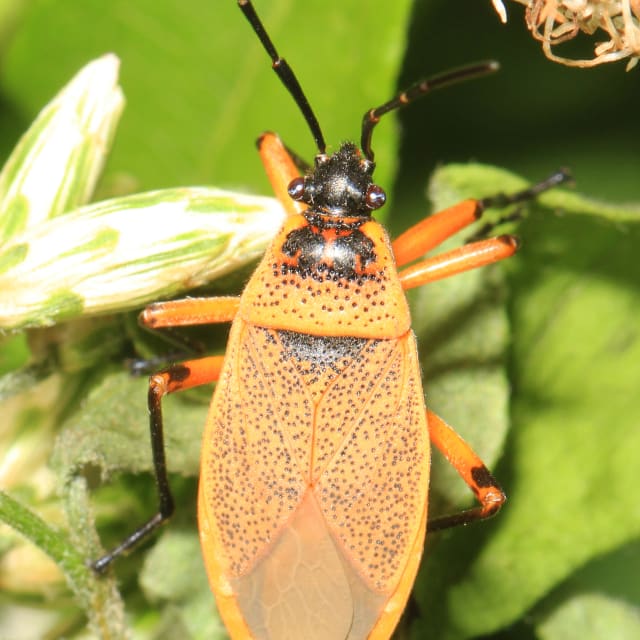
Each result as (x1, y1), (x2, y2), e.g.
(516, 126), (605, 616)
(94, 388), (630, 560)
(198, 317), (430, 639)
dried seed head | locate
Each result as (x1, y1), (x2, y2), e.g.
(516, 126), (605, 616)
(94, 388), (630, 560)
(492, 1), (640, 70)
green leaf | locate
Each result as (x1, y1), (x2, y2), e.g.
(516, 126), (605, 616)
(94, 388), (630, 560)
(52, 370), (207, 479)
(140, 529), (227, 640)
(0, 480), (130, 640)
(539, 593), (640, 640)
(536, 540), (640, 640)
(412, 164), (640, 639)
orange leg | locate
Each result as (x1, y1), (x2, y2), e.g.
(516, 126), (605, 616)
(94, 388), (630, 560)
(92, 354), (225, 572)
(426, 409), (506, 531)
(92, 296), (237, 573)
(399, 235), (519, 290)
(140, 296), (240, 328)
(257, 132), (306, 216)
(392, 199), (481, 266)
(393, 170), (571, 289)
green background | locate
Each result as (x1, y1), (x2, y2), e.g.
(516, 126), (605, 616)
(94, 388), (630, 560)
(0, 1), (638, 639)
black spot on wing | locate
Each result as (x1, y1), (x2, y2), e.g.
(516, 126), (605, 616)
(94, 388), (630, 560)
(277, 329), (369, 375)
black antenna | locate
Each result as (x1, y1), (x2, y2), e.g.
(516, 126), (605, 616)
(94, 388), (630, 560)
(238, 0), (326, 154)
(361, 61), (499, 161)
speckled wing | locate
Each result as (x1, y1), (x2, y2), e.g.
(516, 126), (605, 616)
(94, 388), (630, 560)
(198, 318), (430, 639)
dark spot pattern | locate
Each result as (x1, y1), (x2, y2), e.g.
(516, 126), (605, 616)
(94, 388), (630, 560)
(280, 223), (376, 282)
(471, 465), (498, 489)
(200, 323), (430, 592)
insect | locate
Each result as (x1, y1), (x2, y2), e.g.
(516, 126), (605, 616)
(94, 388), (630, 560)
(92, 1), (569, 638)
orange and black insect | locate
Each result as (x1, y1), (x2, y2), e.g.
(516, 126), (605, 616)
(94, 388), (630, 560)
(92, 1), (569, 638)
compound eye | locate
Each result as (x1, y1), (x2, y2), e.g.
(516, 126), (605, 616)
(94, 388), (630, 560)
(288, 177), (306, 201)
(365, 184), (386, 210)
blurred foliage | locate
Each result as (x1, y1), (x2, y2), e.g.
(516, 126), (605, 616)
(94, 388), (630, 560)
(0, 1), (638, 639)
(391, 0), (640, 232)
